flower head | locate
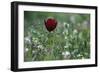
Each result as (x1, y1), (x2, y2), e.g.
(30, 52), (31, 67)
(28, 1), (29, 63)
(73, 29), (78, 34)
(24, 36), (31, 44)
(25, 48), (29, 52)
(62, 51), (70, 59)
(44, 18), (57, 32)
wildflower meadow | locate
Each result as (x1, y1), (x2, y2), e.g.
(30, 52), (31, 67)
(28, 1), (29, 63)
(24, 11), (90, 62)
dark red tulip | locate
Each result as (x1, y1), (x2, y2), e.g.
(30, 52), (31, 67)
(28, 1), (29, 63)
(44, 18), (57, 32)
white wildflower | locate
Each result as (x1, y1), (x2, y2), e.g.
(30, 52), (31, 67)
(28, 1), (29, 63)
(77, 54), (82, 57)
(63, 22), (70, 28)
(65, 36), (67, 39)
(32, 50), (36, 54)
(62, 51), (70, 56)
(24, 37), (31, 44)
(34, 39), (38, 43)
(37, 45), (43, 49)
(72, 49), (78, 55)
(82, 57), (85, 59)
(32, 30), (36, 33)
(64, 22), (67, 26)
(62, 51), (70, 59)
(25, 48), (29, 52)
(63, 31), (65, 34)
(73, 29), (78, 34)
(32, 38), (39, 43)
(67, 23), (70, 28)
(64, 45), (69, 48)
(83, 21), (88, 25)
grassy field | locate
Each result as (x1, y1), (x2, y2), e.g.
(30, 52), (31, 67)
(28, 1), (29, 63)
(24, 11), (90, 62)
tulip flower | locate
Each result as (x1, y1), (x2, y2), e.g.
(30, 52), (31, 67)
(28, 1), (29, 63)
(44, 18), (57, 32)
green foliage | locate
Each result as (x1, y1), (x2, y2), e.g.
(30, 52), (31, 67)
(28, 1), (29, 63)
(24, 11), (90, 61)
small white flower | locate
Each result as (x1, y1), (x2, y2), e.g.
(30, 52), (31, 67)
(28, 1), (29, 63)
(83, 21), (88, 25)
(73, 29), (78, 34)
(77, 54), (82, 57)
(25, 48), (29, 52)
(82, 57), (85, 59)
(34, 40), (38, 43)
(63, 31), (65, 34)
(37, 45), (43, 49)
(64, 22), (67, 26)
(65, 36), (67, 39)
(62, 51), (70, 55)
(64, 45), (69, 48)
(62, 51), (70, 59)
(67, 23), (70, 28)
(32, 38), (39, 43)
(25, 37), (31, 44)
(63, 22), (69, 28)
(72, 49), (78, 55)
(32, 30), (36, 33)
(32, 50), (36, 54)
